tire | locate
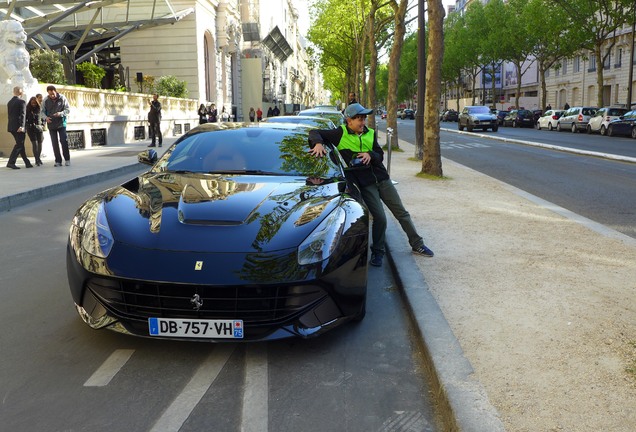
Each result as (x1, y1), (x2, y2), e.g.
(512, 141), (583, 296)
(600, 125), (606, 136)
(548, 123), (554, 131)
(556, 123), (562, 132)
(458, 122), (464, 131)
(512, 121), (517, 128)
(467, 124), (473, 132)
(607, 125), (614, 137)
(492, 125), (498, 132)
(631, 127), (636, 139)
(586, 125), (592, 134)
(536, 122), (541, 130)
(571, 123), (577, 133)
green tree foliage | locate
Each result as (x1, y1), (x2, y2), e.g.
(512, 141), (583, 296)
(156, 75), (189, 98)
(29, 49), (66, 84)
(76, 62), (106, 88)
(398, 32), (418, 105)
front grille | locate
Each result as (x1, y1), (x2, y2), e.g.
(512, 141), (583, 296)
(87, 278), (327, 323)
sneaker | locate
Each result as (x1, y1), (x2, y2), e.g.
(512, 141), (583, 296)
(412, 245), (434, 257)
(148, 144), (156, 147)
(369, 253), (383, 267)
(158, 143), (162, 147)
(65, 161), (71, 166)
(54, 162), (62, 167)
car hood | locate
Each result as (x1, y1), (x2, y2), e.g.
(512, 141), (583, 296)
(469, 113), (495, 120)
(100, 172), (343, 253)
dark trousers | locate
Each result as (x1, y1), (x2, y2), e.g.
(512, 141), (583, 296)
(360, 179), (424, 256)
(149, 121), (162, 145)
(8, 131), (30, 165)
(27, 127), (44, 163)
(49, 127), (69, 163)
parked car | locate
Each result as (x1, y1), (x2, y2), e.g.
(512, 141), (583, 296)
(458, 106), (498, 132)
(502, 109), (535, 128)
(586, 107), (629, 135)
(440, 109), (459, 122)
(556, 106), (597, 133)
(298, 107), (345, 126)
(532, 109), (543, 124)
(494, 110), (509, 125)
(536, 110), (564, 131)
(606, 110), (636, 138)
(261, 115), (337, 129)
(397, 108), (415, 119)
(66, 122), (369, 341)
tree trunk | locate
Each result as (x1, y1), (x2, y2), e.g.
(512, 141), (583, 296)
(595, 44), (604, 107)
(366, 3), (379, 131)
(422, 0), (444, 177)
(386, 0), (409, 150)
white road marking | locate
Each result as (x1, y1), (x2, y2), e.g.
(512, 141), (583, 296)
(241, 343), (268, 432)
(149, 344), (236, 432)
(84, 349), (135, 387)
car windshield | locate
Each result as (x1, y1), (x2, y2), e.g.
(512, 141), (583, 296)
(152, 125), (341, 179)
(468, 106), (490, 114)
(623, 111), (636, 119)
(518, 110), (532, 117)
(607, 108), (628, 116)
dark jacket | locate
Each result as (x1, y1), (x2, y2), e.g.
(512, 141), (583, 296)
(148, 100), (162, 123)
(26, 103), (44, 131)
(308, 125), (390, 188)
(7, 96), (26, 133)
(42, 92), (70, 130)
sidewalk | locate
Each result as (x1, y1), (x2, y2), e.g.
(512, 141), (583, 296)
(2, 131), (636, 431)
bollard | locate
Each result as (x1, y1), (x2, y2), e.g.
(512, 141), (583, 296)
(386, 127), (393, 176)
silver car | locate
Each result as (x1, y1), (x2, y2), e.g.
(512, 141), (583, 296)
(458, 106), (498, 132)
(556, 106), (598, 133)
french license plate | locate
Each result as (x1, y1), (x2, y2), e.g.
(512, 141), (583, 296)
(148, 318), (244, 339)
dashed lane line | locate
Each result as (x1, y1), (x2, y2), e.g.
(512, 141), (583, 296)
(241, 343), (269, 432)
(149, 344), (236, 432)
(84, 349), (135, 387)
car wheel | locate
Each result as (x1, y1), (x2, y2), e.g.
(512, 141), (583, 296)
(571, 123), (577, 133)
(600, 125), (606, 136)
(492, 126), (498, 132)
(458, 122), (464, 131)
(607, 125), (614, 137)
(536, 122), (541, 130)
(548, 123), (554, 131)
(586, 125), (592, 134)
(352, 301), (366, 322)
(631, 127), (636, 139)
(512, 121), (517, 128)
(467, 125), (473, 132)
(556, 123), (562, 132)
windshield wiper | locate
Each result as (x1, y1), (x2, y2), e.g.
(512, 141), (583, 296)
(206, 169), (280, 175)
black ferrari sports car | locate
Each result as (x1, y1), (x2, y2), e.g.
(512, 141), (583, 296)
(67, 122), (369, 341)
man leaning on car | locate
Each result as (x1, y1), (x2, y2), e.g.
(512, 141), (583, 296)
(308, 102), (434, 267)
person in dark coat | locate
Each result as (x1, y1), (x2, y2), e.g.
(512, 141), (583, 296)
(147, 93), (162, 147)
(25, 95), (45, 166)
(267, 106), (273, 117)
(6, 86), (33, 169)
(198, 104), (208, 124)
(42, 85), (71, 166)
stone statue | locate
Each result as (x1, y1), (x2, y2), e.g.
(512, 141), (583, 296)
(0, 20), (38, 88)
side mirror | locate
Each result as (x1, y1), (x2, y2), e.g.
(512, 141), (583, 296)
(138, 149), (158, 165)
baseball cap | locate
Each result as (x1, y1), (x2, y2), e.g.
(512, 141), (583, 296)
(344, 103), (373, 118)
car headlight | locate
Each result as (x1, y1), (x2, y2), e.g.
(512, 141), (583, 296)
(297, 207), (345, 265)
(80, 201), (115, 258)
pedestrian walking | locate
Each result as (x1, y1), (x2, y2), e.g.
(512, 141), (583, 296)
(267, 107), (273, 118)
(6, 86), (33, 170)
(249, 107), (255, 122)
(221, 106), (230, 122)
(147, 93), (162, 147)
(25, 95), (45, 166)
(308, 102), (434, 267)
(256, 107), (263, 122)
(42, 85), (71, 166)
(272, 105), (280, 116)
